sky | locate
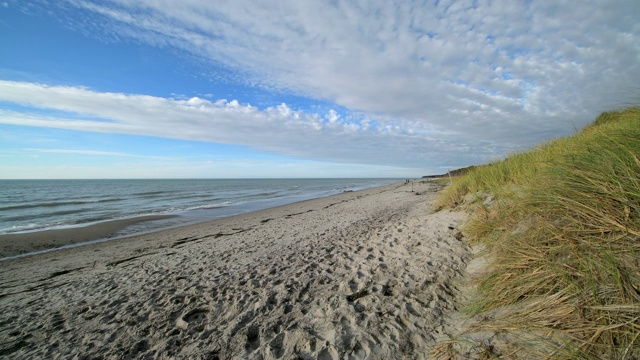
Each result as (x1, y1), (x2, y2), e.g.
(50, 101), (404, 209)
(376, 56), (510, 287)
(0, 0), (639, 179)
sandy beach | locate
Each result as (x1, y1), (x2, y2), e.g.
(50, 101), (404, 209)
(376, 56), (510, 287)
(0, 181), (470, 359)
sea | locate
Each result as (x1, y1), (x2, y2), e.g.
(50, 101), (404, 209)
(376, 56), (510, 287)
(0, 178), (400, 237)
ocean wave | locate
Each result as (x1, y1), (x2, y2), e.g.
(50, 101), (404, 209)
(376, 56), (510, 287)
(134, 190), (176, 199)
(0, 197), (122, 211)
(161, 194), (222, 202)
(242, 191), (283, 200)
(166, 201), (233, 212)
(0, 223), (52, 234)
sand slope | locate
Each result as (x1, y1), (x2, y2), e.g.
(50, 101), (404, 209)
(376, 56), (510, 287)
(0, 182), (469, 359)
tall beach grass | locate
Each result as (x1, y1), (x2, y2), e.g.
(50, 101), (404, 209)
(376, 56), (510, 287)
(436, 107), (640, 358)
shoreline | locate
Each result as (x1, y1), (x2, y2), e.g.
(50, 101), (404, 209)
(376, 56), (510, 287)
(0, 214), (176, 260)
(0, 181), (470, 359)
(0, 182), (401, 260)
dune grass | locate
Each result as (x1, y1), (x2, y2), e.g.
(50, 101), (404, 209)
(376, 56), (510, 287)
(436, 107), (640, 358)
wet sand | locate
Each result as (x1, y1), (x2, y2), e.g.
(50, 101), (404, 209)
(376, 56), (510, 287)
(0, 215), (176, 259)
(0, 181), (470, 359)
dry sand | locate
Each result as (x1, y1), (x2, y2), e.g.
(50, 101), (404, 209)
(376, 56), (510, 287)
(0, 181), (470, 359)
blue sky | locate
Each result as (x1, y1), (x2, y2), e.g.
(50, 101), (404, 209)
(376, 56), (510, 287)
(1, 0), (639, 179)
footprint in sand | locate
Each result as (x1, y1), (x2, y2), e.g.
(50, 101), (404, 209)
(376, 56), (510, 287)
(176, 308), (209, 330)
(245, 324), (261, 351)
(268, 332), (287, 358)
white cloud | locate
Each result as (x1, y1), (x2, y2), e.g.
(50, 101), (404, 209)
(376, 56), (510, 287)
(60, 1), (637, 124)
(0, 80), (490, 171)
(8, 0), (640, 171)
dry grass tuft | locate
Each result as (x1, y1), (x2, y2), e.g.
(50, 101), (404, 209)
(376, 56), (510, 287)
(435, 107), (640, 358)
